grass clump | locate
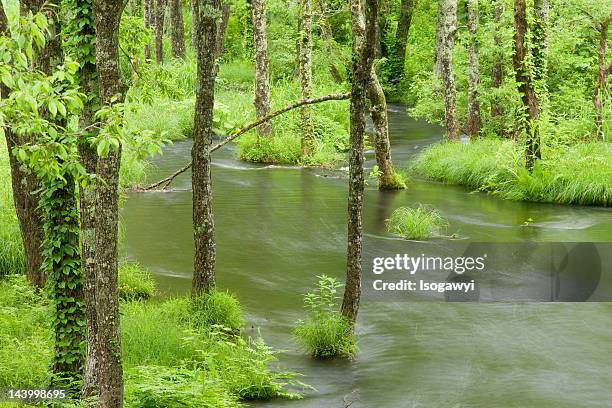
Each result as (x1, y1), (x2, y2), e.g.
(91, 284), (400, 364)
(189, 291), (245, 332)
(294, 275), (356, 359)
(385, 205), (449, 240)
(412, 139), (612, 206)
(118, 262), (157, 301)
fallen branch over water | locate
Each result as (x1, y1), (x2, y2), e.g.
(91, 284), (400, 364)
(142, 92), (351, 190)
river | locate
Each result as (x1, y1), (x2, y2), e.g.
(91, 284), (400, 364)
(122, 105), (612, 408)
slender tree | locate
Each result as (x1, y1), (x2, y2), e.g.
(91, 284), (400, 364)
(592, 14), (612, 140)
(1, 1), (45, 289)
(90, 0), (128, 405)
(155, 0), (166, 63)
(170, 0), (186, 58)
(513, 0), (542, 171)
(298, 0), (315, 156)
(144, 0), (153, 59)
(191, 0), (223, 296)
(466, 0), (481, 136)
(190, 0), (198, 50)
(491, 0), (504, 122)
(366, 69), (404, 190)
(392, 0), (416, 82)
(316, 0), (343, 83)
(341, 0), (377, 325)
(252, 0), (273, 136)
(438, 0), (460, 140)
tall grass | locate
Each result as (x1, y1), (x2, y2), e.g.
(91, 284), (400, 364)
(385, 206), (449, 240)
(0, 138), (25, 278)
(118, 262), (157, 301)
(413, 139), (612, 206)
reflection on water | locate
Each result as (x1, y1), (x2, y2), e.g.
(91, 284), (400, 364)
(122, 106), (612, 407)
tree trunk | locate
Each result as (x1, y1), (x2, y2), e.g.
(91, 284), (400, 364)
(513, 0), (540, 172)
(144, 0), (152, 60)
(155, 0), (166, 63)
(433, 0), (443, 77)
(393, 0), (415, 82)
(592, 15), (611, 140)
(298, 0), (315, 156)
(316, 0), (343, 83)
(438, 0), (459, 140)
(170, 0), (185, 58)
(2, 1), (45, 289)
(466, 0), (481, 137)
(252, 0), (272, 136)
(191, 0), (221, 297)
(91, 0), (127, 405)
(491, 0), (504, 120)
(190, 0), (198, 50)
(341, 0), (377, 325)
(367, 68), (403, 190)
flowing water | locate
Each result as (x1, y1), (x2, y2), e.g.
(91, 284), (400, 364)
(122, 105), (612, 408)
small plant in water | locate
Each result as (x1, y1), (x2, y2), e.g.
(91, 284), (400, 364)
(386, 205), (449, 240)
(294, 275), (357, 359)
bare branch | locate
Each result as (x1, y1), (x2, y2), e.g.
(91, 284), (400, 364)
(141, 92), (350, 190)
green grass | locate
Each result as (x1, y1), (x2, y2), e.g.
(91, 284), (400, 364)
(0, 278), (301, 404)
(412, 139), (612, 206)
(0, 137), (26, 278)
(118, 262), (157, 301)
(385, 206), (449, 240)
(294, 275), (357, 359)
(189, 291), (245, 331)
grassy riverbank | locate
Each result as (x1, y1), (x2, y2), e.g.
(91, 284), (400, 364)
(412, 139), (612, 206)
(0, 275), (301, 406)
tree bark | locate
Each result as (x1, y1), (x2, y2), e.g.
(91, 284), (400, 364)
(513, 0), (540, 171)
(491, 0), (504, 120)
(433, 0), (443, 77)
(592, 15), (611, 140)
(367, 68), (403, 190)
(341, 0), (377, 325)
(466, 0), (481, 137)
(252, 0), (272, 136)
(190, 0), (198, 51)
(91, 0), (127, 405)
(393, 0), (415, 82)
(170, 0), (186, 58)
(144, 0), (153, 60)
(438, 0), (459, 140)
(191, 0), (221, 296)
(298, 0), (315, 156)
(2, 1), (46, 289)
(155, 0), (166, 63)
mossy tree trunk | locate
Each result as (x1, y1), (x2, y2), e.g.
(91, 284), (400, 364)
(491, 0), (504, 122)
(1, 1), (45, 289)
(513, 0), (542, 172)
(592, 14), (611, 140)
(170, 0), (186, 58)
(298, 0), (315, 156)
(466, 0), (481, 137)
(91, 0), (127, 405)
(366, 68), (404, 190)
(155, 0), (166, 63)
(341, 0), (377, 325)
(438, 0), (459, 140)
(392, 0), (415, 83)
(252, 0), (273, 136)
(190, 0), (198, 50)
(191, 0), (222, 297)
